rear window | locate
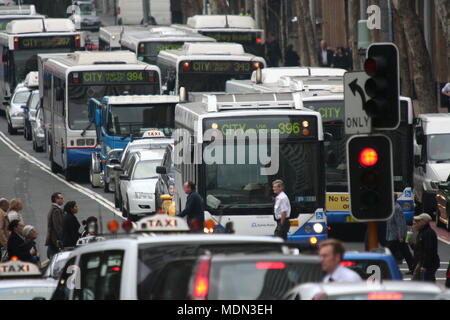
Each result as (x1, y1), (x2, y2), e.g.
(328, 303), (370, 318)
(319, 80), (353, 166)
(208, 260), (324, 300)
(137, 243), (285, 300)
(342, 259), (393, 280)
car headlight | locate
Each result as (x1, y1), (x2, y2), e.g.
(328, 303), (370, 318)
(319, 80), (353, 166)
(135, 192), (153, 199)
(430, 181), (439, 189)
(12, 111), (23, 117)
(313, 223), (324, 233)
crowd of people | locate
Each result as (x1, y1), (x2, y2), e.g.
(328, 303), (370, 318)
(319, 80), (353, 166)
(266, 35), (354, 71)
(0, 193), (99, 266)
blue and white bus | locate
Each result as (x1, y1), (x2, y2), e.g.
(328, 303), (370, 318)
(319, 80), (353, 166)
(174, 92), (327, 247)
(38, 51), (161, 180)
(226, 68), (415, 225)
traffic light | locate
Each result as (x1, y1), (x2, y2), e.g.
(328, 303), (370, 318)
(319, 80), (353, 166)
(363, 43), (400, 130)
(347, 135), (394, 221)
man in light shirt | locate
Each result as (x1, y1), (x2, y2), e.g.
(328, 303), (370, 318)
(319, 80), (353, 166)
(272, 180), (291, 241)
(319, 239), (362, 283)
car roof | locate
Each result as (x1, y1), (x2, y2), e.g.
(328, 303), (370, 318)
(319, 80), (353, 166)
(67, 234), (285, 256)
(343, 252), (393, 260)
(210, 254), (321, 263)
(298, 281), (443, 296)
(0, 278), (57, 289)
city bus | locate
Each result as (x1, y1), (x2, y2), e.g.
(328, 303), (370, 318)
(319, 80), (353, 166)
(172, 15), (265, 56)
(99, 25), (215, 64)
(157, 42), (265, 95)
(173, 92), (327, 246)
(38, 50), (161, 180)
(0, 5), (43, 30)
(0, 18), (83, 109)
(226, 69), (415, 225)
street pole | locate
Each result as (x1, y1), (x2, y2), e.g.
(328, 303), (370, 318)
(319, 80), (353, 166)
(142, 0), (150, 26)
(367, 221), (378, 250)
(254, 0), (260, 28)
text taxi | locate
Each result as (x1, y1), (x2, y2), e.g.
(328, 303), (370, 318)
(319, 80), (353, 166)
(51, 215), (289, 300)
(0, 259), (57, 300)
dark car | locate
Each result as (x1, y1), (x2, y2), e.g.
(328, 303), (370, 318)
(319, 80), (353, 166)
(436, 175), (450, 231)
(22, 89), (40, 141)
(146, 254), (324, 300)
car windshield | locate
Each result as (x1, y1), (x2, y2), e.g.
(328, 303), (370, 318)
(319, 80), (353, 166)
(78, 4), (95, 15)
(208, 260), (324, 300)
(28, 92), (39, 110)
(0, 286), (55, 300)
(13, 90), (31, 104)
(106, 104), (175, 138)
(205, 142), (322, 214)
(428, 134), (450, 162)
(133, 160), (161, 180)
(68, 84), (160, 130)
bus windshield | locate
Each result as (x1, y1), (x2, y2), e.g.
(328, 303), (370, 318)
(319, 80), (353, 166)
(12, 48), (73, 87)
(205, 142), (323, 214)
(428, 134), (450, 162)
(68, 84), (160, 130)
(106, 103), (175, 137)
(199, 31), (263, 56)
(179, 73), (252, 92)
(139, 42), (184, 64)
(304, 100), (347, 191)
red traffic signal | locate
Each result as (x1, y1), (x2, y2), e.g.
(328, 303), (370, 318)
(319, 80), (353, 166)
(364, 57), (387, 77)
(359, 148), (379, 167)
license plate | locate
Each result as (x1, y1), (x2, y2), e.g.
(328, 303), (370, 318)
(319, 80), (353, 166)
(346, 215), (359, 223)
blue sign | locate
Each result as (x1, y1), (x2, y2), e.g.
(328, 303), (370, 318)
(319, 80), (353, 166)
(315, 212), (324, 220)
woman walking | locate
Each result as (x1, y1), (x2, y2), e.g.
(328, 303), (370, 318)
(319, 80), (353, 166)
(7, 199), (25, 225)
(7, 220), (33, 262)
(62, 201), (81, 248)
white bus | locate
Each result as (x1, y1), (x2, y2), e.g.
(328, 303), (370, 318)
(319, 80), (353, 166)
(157, 42), (266, 95)
(38, 50), (161, 180)
(172, 15), (265, 56)
(116, 0), (171, 26)
(0, 4), (43, 30)
(99, 25), (215, 65)
(173, 92), (327, 246)
(226, 68), (416, 226)
(0, 18), (83, 109)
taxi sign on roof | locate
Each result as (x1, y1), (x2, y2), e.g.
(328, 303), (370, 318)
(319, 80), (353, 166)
(0, 260), (41, 277)
(76, 235), (106, 247)
(142, 129), (165, 138)
(136, 214), (190, 233)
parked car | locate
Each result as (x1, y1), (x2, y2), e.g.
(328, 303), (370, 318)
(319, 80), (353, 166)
(31, 104), (45, 152)
(23, 89), (39, 141)
(342, 248), (403, 280)
(285, 281), (446, 300)
(436, 175), (450, 231)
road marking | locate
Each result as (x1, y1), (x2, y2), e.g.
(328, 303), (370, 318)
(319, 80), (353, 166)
(400, 268), (447, 272)
(437, 236), (450, 245)
(403, 278), (446, 281)
(0, 130), (124, 220)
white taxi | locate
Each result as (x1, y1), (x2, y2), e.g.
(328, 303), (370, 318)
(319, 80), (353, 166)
(0, 259), (57, 300)
(51, 215), (289, 300)
(119, 148), (166, 220)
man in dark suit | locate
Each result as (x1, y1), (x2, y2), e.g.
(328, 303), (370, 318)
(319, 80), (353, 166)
(318, 40), (334, 67)
(177, 181), (205, 232)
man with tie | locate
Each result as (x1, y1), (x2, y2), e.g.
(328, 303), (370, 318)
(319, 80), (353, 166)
(319, 239), (362, 283)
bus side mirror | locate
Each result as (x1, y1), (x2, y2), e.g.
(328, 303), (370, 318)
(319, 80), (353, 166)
(95, 109), (102, 127)
(156, 166), (167, 175)
(414, 155), (423, 168)
(415, 128), (424, 145)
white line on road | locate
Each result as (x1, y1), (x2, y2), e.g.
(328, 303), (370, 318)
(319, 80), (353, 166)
(400, 268), (447, 272)
(0, 131), (124, 220)
(403, 278), (446, 281)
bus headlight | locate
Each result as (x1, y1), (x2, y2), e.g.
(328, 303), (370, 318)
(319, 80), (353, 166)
(313, 223), (324, 233)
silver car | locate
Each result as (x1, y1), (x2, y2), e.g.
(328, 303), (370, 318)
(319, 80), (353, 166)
(31, 105), (45, 152)
(6, 85), (31, 135)
(284, 281), (447, 300)
(67, 1), (101, 31)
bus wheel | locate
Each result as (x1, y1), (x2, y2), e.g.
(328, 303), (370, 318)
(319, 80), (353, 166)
(90, 168), (101, 188)
(7, 122), (17, 135)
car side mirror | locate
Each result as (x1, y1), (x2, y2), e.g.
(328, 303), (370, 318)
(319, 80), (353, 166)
(21, 104), (28, 110)
(415, 128), (424, 145)
(2, 101), (9, 106)
(156, 166), (167, 174)
(110, 159), (120, 165)
(119, 174), (129, 180)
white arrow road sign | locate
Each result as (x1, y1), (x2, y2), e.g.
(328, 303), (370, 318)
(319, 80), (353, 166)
(344, 72), (372, 134)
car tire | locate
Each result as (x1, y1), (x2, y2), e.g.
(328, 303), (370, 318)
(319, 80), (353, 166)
(103, 180), (110, 193)
(114, 192), (120, 208)
(26, 126), (32, 141)
(32, 139), (36, 151)
(121, 199), (128, 218)
(7, 121), (17, 135)
(35, 144), (44, 152)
